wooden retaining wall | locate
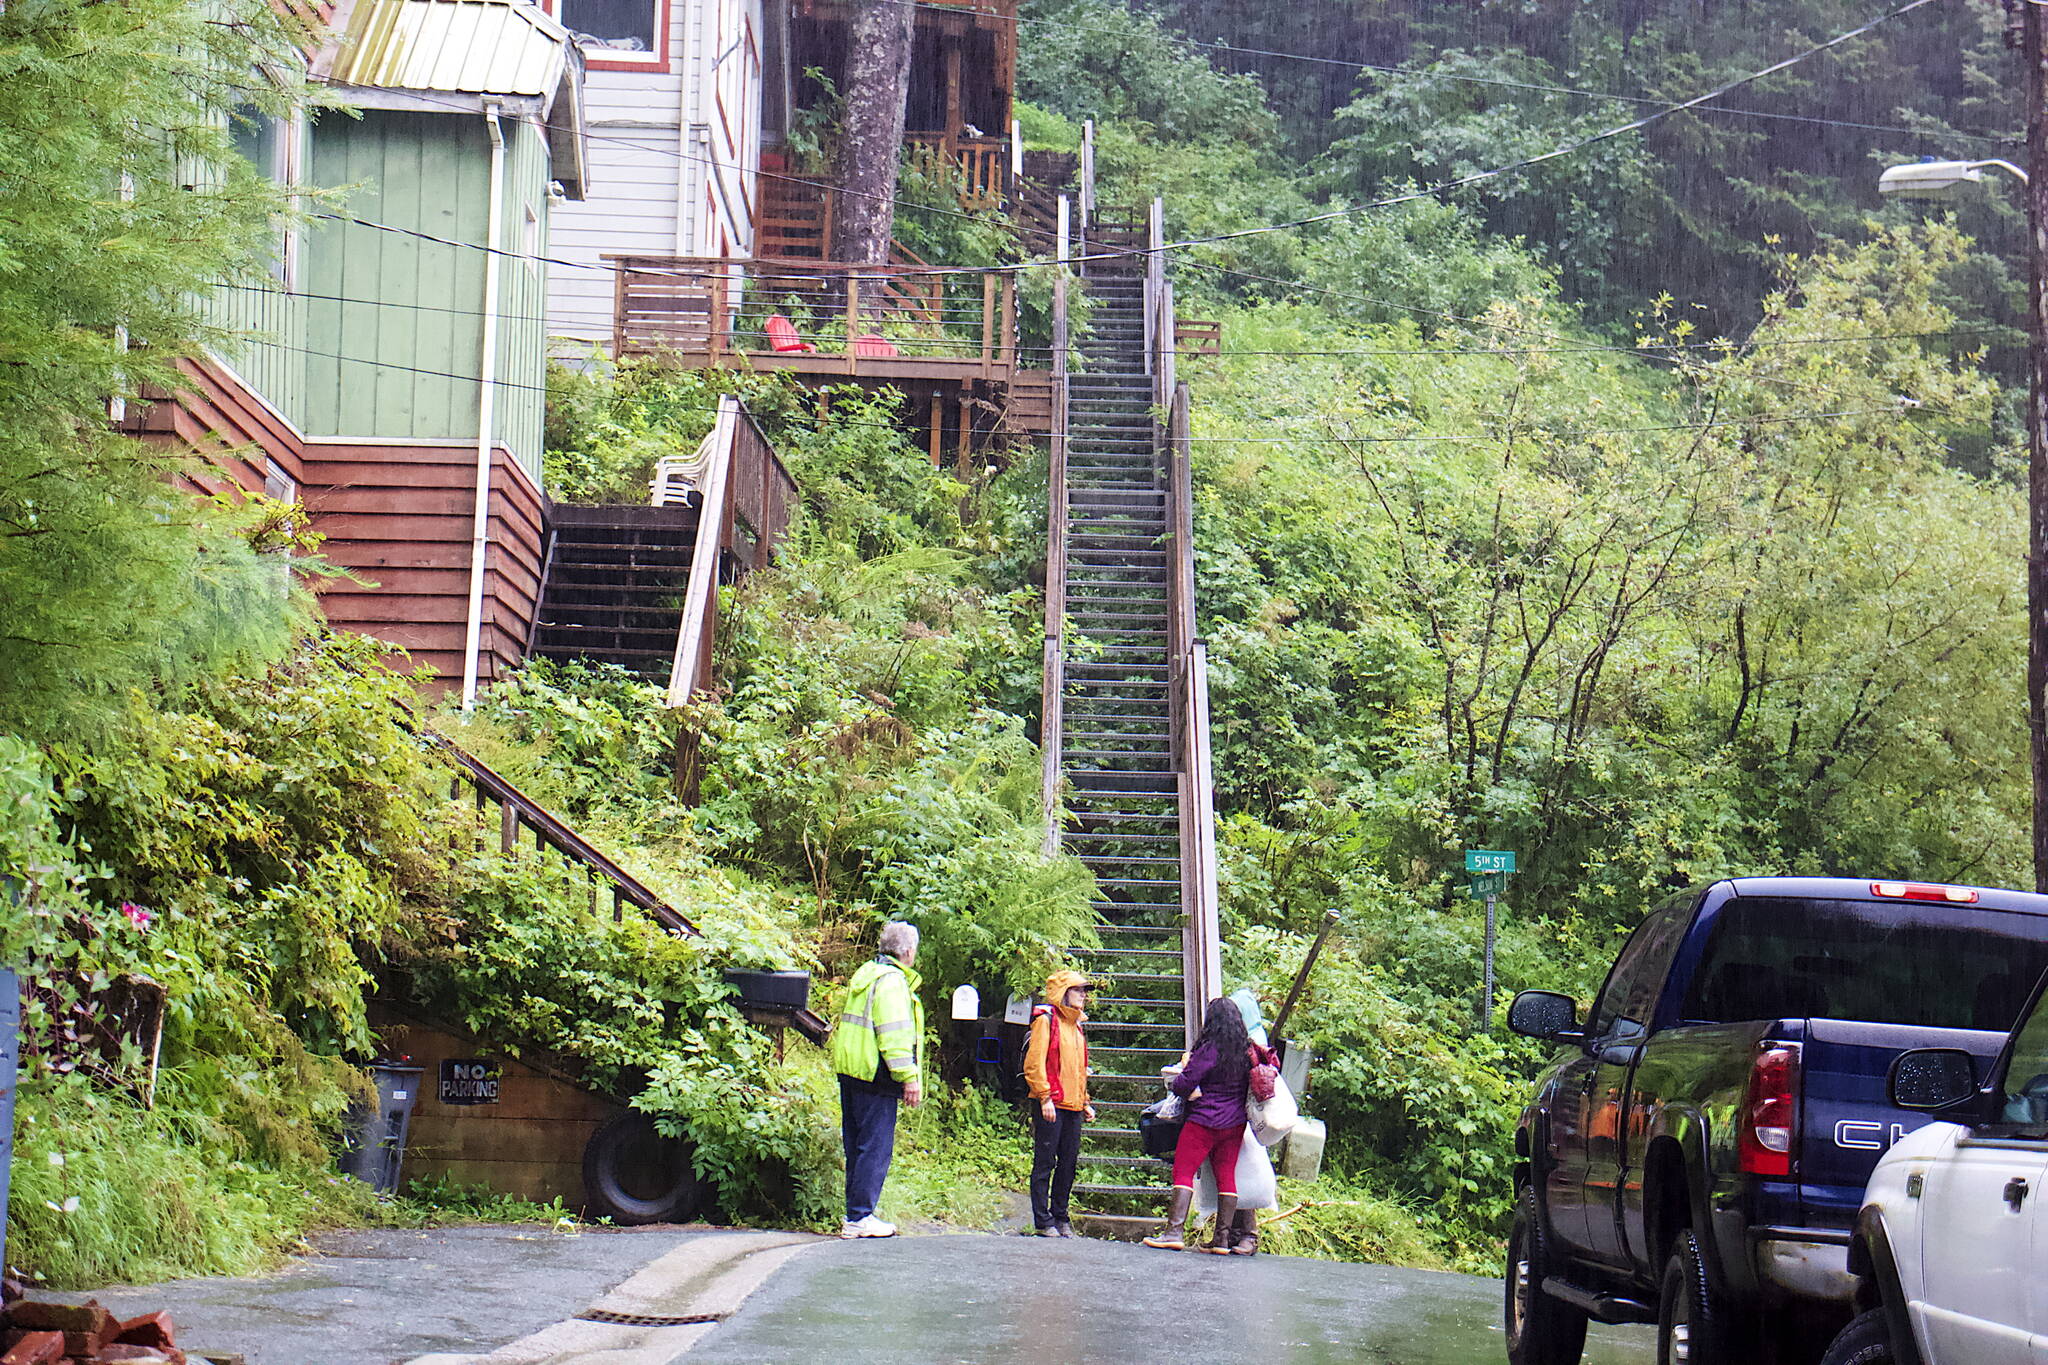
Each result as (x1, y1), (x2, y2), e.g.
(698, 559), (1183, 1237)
(370, 1008), (622, 1208)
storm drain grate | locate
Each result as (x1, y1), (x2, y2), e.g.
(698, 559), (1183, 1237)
(576, 1309), (724, 1327)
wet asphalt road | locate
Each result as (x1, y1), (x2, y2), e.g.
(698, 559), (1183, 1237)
(49, 1223), (705, 1365)
(685, 1231), (1656, 1365)
(49, 1224), (1658, 1364)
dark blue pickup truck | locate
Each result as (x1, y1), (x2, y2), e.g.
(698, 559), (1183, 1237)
(1505, 876), (2048, 1365)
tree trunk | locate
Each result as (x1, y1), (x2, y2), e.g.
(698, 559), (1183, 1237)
(831, 0), (916, 267)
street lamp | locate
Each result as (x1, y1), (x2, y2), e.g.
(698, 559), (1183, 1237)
(1881, 136), (2048, 891)
(1877, 158), (2029, 200)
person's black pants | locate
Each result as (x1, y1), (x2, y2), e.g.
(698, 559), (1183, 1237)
(1030, 1107), (1083, 1228)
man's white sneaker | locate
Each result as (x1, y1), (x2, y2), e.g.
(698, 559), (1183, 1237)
(839, 1215), (897, 1239)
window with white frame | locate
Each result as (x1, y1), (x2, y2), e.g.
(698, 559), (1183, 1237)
(558, 0), (661, 60)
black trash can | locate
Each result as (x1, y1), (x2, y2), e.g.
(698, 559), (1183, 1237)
(338, 1061), (423, 1194)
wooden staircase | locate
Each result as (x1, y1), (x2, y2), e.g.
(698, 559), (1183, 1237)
(1044, 204), (1221, 1210)
(528, 399), (796, 693)
(528, 505), (703, 683)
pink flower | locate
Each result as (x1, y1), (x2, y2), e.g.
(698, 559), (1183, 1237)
(119, 902), (152, 932)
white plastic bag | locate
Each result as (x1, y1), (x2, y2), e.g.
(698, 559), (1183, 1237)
(1250, 1073), (1300, 1146)
(1154, 1090), (1185, 1122)
(1195, 1127), (1278, 1212)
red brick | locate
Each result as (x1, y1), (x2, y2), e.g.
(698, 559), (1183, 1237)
(0, 1329), (64, 1365)
(112, 1318), (173, 1351)
(5, 1303), (112, 1342)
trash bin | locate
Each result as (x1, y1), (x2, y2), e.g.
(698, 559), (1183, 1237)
(339, 1061), (423, 1193)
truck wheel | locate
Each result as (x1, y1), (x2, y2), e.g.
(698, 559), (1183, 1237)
(1506, 1184), (1589, 1365)
(582, 1112), (702, 1225)
(1658, 1229), (1735, 1365)
(1817, 1310), (1893, 1365)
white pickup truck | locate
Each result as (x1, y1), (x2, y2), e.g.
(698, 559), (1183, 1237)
(1825, 971), (2048, 1365)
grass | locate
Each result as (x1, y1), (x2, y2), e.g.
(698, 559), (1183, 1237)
(873, 1081), (1031, 1232)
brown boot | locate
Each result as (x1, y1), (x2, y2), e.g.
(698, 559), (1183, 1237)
(1205, 1194), (1239, 1254)
(1230, 1207), (1259, 1255)
(1143, 1186), (1193, 1249)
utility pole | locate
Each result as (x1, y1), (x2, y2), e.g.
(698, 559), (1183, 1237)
(2024, 0), (2048, 891)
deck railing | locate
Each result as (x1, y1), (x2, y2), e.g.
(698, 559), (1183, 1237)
(611, 256), (1019, 377)
(905, 133), (1011, 208)
(668, 396), (796, 708)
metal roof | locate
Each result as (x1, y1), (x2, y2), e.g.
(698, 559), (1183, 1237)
(323, 0), (573, 103)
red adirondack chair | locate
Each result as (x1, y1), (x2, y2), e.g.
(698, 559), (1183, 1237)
(765, 314), (814, 354)
(852, 333), (901, 358)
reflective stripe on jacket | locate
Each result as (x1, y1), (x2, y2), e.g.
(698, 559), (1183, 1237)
(830, 953), (924, 1084)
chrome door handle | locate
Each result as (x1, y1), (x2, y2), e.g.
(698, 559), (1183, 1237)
(2005, 1177), (2029, 1211)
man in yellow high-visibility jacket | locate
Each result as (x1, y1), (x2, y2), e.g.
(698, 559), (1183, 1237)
(830, 920), (924, 1239)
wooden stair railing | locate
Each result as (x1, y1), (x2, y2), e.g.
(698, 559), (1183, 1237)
(411, 721), (700, 937)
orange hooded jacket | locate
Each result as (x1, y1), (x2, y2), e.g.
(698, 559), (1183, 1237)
(1023, 970), (1090, 1111)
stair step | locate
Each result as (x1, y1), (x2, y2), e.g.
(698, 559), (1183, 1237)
(1074, 947), (1182, 959)
(1090, 997), (1184, 1009)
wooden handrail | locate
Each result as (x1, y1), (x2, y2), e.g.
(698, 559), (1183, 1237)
(1041, 273), (1071, 853)
(418, 726), (700, 938)
(669, 398), (738, 708)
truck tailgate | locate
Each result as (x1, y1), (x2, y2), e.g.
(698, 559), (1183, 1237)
(1797, 1018), (2007, 1226)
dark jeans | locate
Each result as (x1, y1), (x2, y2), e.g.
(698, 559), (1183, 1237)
(839, 1075), (900, 1221)
(1030, 1106), (1083, 1228)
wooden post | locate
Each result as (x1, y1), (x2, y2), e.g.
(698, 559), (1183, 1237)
(500, 801), (519, 856)
(929, 390), (944, 465)
(612, 888), (625, 924)
(846, 274), (861, 375)
(612, 261), (630, 356)
(999, 275), (1016, 373)
(945, 44), (963, 150)
(980, 273), (996, 377)
(956, 390), (971, 463)
(710, 271), (727, 364)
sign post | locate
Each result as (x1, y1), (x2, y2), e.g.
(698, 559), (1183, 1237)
(1464, 852), (1517, 1027)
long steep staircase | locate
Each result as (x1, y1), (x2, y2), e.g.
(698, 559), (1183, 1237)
(528, 505), (701, 682)
(1043, 201), (1221, 1213)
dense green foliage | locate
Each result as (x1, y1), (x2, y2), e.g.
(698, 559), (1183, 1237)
(1020, 1), (2035, 1259)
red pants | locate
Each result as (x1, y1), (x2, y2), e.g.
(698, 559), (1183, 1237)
(1170, 1119), (1242, 1195)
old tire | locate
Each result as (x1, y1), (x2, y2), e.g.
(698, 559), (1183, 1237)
(582, 1112), (702, 1225)
(1818, 1310), (1894, 1365)
(1659, 1229), (1737, 1365)
(1506, 1184), (1589, 1365)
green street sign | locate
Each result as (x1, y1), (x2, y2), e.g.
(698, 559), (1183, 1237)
(1467, 872), (1507, 900)
(1465, 849), (1517, 873)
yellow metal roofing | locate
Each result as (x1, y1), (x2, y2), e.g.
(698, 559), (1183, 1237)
(326, 0), (572, 100)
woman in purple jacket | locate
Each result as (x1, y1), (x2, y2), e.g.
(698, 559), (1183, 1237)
(1144, 997), (1253, 1253)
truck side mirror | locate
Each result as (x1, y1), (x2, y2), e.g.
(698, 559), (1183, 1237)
(1889, 1048), (1979, 1113)
(1508, 990), (1583, 1043)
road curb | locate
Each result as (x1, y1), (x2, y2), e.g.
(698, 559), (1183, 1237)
(404, 1231), (824, 1365)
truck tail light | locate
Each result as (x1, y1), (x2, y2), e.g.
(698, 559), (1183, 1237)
(1871, 880), (1979, 903)
(1738, 1044), (1801, 1178)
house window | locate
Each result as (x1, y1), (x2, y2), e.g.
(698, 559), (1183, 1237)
(230, 106), (300, 289)
(263, 457), (298, 504)
(558, 0), (660, 58)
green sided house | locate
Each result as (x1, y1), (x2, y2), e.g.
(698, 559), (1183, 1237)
(133, 0), (589, 696)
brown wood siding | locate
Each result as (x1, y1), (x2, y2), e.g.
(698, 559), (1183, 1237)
(305, 442), (544, 690)
(124, 356), (307, 500)
(369, 1009), (622, 1208)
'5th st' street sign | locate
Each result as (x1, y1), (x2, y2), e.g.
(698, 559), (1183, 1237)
(1465, 849), (1516, 873)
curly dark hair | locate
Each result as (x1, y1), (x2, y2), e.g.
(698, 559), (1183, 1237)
(1194, 996), (1250, 1096)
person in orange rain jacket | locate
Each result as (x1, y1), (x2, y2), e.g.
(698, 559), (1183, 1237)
(1023, 969), (1095, 1238)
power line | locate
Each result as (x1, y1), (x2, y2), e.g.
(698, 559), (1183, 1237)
(1177, 404), (1930, 443)
(1143, 0), (1946, 257)
(890, 0), (2007, 142)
